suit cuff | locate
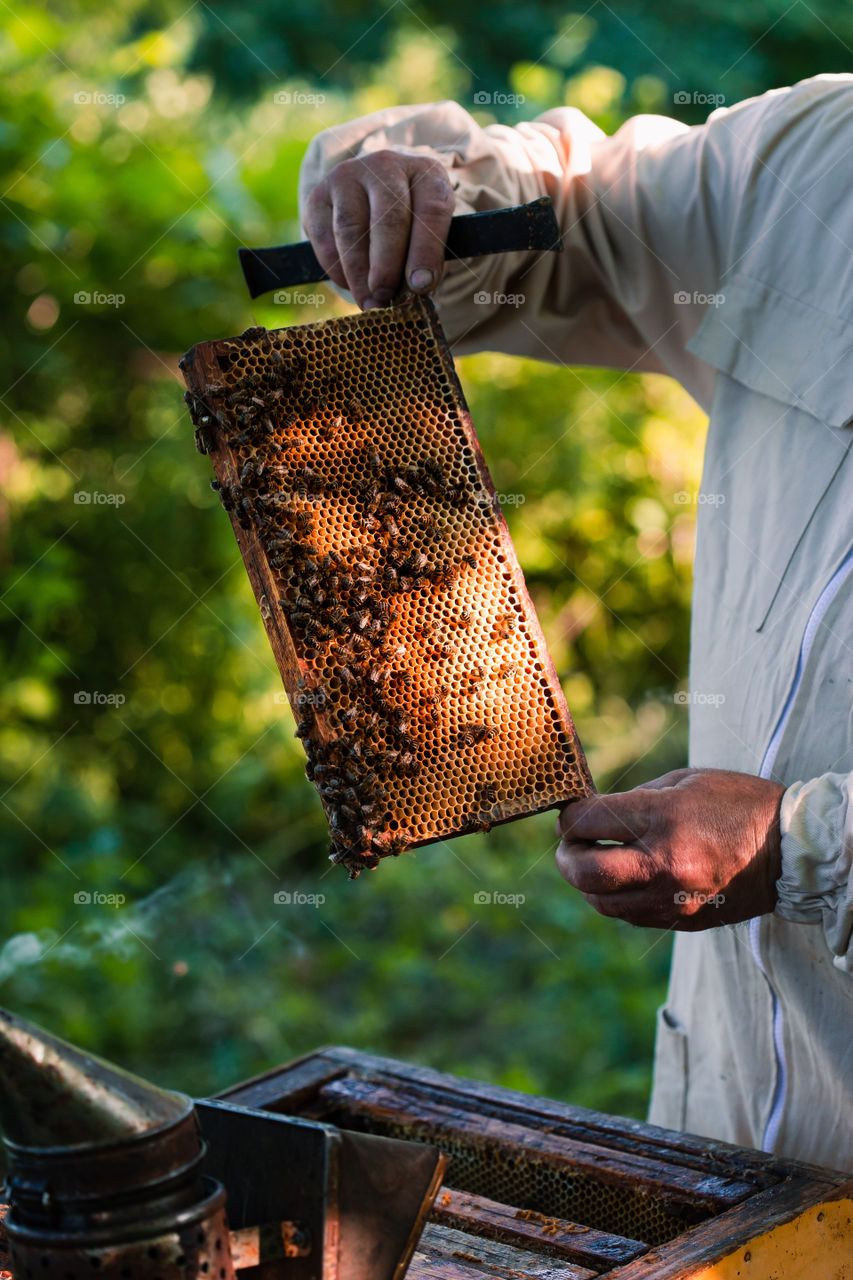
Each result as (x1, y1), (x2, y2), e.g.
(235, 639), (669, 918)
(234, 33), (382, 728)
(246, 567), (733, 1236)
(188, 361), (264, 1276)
(777, 772), (853, 970)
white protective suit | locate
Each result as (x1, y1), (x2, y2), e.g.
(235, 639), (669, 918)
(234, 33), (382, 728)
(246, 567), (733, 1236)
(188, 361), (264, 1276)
(298, 74), (853, 1171)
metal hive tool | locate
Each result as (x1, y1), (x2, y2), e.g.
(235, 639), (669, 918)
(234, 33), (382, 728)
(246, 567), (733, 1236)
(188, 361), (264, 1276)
(180, 293), (593, 877)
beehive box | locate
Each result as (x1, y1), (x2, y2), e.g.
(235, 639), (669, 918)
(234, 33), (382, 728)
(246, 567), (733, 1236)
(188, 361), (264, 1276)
(180, 294), (592, 877)
(219, 1047), (853, 1279)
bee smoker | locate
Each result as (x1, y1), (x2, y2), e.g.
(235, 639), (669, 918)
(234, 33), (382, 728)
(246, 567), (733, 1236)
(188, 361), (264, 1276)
(0, 1008), (234, 1279)
(0, 1008), (446, 1280)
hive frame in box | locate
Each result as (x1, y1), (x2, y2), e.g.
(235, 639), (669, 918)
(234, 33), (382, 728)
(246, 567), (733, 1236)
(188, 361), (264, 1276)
(180, 294), (592, 877)
(217, 1046), (853, 1279)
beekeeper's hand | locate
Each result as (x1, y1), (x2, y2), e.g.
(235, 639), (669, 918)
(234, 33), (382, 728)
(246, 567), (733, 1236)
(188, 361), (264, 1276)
(302, 150), (455, 311)
(555, 768), (786, 930)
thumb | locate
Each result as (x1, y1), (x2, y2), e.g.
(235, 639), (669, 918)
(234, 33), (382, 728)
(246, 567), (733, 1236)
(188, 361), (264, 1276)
(557, 789), (651, 843)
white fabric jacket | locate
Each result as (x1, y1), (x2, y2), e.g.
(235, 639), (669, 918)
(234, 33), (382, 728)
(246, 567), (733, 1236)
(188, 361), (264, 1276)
(298, 74), (853, 1172)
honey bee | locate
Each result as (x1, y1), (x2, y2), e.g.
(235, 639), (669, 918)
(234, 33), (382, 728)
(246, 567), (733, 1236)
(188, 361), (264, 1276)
(457, 723), (498, 747)
(357, 479), (381, 507)
(303, 617), (331, 643)
(431, 563), (460, 590)
(457, 609), (473, 630)
(445, 482), (469, 508)
(265, 531), (295, 550)
(318, 415), (344, 440)
(422, 457), (446, 484)
(211, 480), (235, 513)
(461, 553), (477, 569)
(194, 424), (214, 454)
(478, 782), (498, 806)
(496, 661), (518, 680)
(493, 610), (518, 641)
(225, 427), (252, 448)
(416, 513), (441, 535)
(344, 396), (365, 420)
(359, 446), (382, 474)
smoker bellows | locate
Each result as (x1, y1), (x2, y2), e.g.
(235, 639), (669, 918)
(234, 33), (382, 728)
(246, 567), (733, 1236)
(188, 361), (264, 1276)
(179, 294), (592, 878)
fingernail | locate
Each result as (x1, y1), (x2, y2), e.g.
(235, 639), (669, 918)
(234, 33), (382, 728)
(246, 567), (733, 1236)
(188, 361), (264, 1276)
(409, 268), (434, 291)
(371, 286), (393, 303)
(362, 297), (381, 310)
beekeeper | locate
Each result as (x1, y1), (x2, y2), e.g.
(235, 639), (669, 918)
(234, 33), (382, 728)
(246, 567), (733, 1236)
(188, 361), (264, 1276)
(298, 73), (853, 1172)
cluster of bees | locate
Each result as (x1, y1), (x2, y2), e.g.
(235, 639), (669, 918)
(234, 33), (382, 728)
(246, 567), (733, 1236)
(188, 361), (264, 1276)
(183, 325), (510, 877)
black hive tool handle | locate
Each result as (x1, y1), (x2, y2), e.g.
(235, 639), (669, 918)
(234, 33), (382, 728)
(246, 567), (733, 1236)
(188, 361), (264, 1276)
(238, 196), (562, 299)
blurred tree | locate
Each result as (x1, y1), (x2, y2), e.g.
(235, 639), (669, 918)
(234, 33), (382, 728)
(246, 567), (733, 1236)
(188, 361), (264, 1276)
(183, 0), (853, 119)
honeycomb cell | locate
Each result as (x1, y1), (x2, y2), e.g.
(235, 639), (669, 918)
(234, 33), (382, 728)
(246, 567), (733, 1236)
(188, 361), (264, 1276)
(180, 295), (592, 878)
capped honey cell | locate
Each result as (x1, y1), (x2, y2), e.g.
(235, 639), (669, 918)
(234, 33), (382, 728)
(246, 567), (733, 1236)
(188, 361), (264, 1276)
(180, 294), (593, 877)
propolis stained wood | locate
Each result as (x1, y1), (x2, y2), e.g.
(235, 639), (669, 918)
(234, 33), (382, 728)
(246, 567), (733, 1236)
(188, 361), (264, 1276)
(180, 294), (592, 877)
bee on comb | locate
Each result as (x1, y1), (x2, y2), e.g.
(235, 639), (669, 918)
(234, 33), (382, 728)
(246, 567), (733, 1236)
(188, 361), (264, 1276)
(180, 298), (592, 877)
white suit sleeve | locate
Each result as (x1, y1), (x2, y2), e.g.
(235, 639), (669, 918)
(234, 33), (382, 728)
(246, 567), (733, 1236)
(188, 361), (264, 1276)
(298, 91), (787, 412)
(777, 774), (853, 971)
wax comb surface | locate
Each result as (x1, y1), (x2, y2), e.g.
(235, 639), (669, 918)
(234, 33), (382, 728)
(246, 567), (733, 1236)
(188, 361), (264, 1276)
(180, 294), (592, 877)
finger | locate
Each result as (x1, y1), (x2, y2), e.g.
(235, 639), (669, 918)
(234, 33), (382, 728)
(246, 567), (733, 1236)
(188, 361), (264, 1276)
(404, 161), (455, 293)
(580, 889), (676, 929)
(557, 790), (651, 843)
(555, 840), (652, 895)
(329, 176), (372, 307)
(303, 185), (348, 290)
(364, 168), (412, 306)
(636, 768), (696, 791)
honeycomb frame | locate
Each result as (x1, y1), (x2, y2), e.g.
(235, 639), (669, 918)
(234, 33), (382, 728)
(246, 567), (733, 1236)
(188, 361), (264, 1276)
(180, 294), (593, 877)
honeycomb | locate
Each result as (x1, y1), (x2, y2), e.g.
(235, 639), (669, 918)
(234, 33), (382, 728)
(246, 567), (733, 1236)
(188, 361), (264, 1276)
(180, 294), (593, 877)
(333, 1112), (704, 1248)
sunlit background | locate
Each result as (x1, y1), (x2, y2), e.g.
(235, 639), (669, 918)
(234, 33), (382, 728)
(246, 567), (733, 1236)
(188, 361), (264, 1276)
(1, 2), (846, 1115)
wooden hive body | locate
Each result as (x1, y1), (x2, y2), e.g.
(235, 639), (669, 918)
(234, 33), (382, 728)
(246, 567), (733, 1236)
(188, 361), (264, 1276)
(219, 1047), (853, 1279)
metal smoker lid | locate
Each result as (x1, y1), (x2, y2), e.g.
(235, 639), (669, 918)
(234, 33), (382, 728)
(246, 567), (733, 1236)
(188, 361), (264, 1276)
(0, 1006), (191, 1151)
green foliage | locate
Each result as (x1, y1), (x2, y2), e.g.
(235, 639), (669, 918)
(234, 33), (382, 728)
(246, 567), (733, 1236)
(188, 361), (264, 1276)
(181, 0), (853, 120)
(0, 0), (812, 1118)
